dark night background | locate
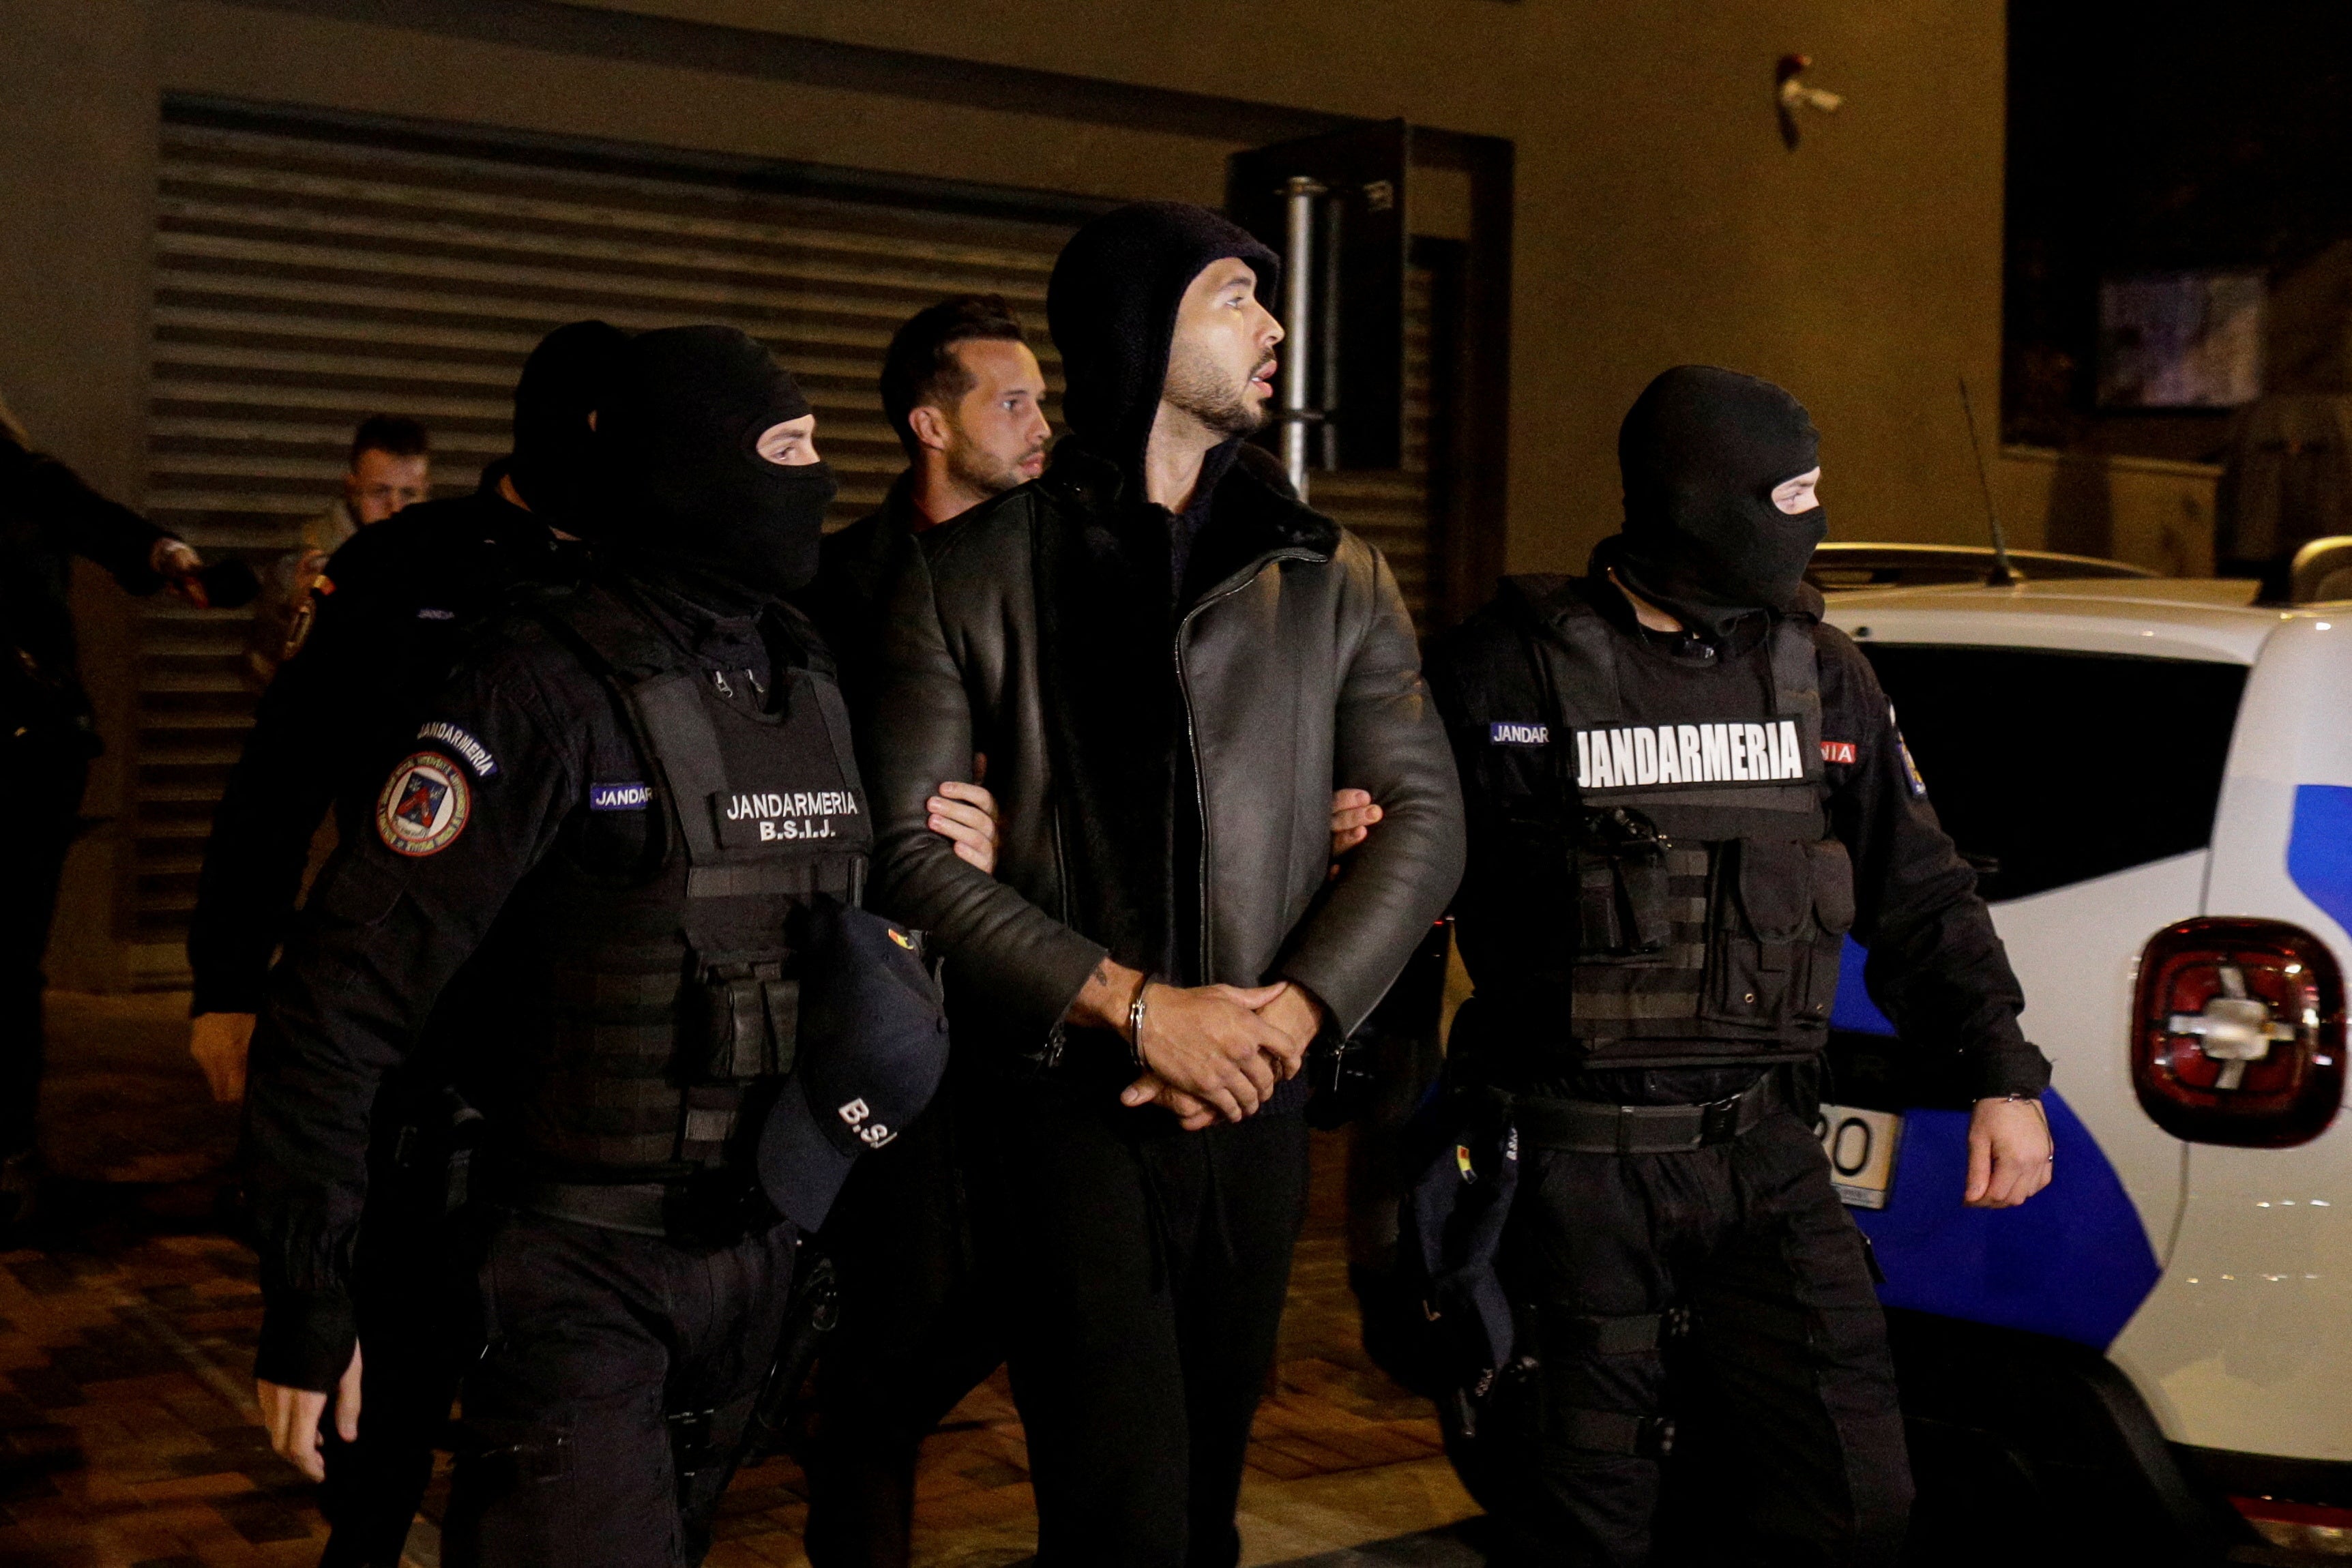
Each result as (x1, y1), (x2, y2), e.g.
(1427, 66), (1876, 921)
(2006, 2), (2352, 458)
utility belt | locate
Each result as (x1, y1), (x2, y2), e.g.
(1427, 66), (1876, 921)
(1486, 1069), (1787, 1155)
(1398, 1061), (1800, 1450)
(495, 1166), (782, 1249)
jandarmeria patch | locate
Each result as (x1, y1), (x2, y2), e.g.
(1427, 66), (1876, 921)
(377, 751), (471, 856)
(589, 781), (652, 812)
(1489, 720), (1550, 745)
(416, 721), (497, 778)
(715, 787), (860, 845)
(1576, 720), (1807, 790)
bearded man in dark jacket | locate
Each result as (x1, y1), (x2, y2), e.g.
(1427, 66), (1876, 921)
(864, 201), (1466, 1567)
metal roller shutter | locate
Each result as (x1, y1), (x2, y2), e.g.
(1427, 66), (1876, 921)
(137, 103), (1439, 981)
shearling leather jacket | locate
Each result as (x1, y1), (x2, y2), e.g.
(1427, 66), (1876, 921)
(864, 443), (1466, 1070)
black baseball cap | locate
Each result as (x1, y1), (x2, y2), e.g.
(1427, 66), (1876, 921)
(755, 896), (950, 1231)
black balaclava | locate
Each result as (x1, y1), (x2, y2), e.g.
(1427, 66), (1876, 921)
(599, 325), (836, 597)
(1603, 364), (1825, 637)
(507, 320), (630, 530)
(1046, 201), (1280, 479)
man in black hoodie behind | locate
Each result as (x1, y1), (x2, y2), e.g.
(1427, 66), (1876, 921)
(866, 203), (1465, 1566)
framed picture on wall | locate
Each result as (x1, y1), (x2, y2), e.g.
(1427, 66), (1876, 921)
(2097, 269), (2265, 409)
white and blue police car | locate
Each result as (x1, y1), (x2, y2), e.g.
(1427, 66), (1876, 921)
(1808, 552), (2351, 1564)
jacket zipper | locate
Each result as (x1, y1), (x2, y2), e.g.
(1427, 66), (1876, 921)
(1042, 790), (1075, 1068)
(1173, 547), (1323, 983)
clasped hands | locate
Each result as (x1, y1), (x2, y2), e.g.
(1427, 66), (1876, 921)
(1063, 960), (1321, 1132)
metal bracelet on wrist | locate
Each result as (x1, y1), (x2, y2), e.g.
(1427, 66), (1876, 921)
(1127, 976), (1155, 1072)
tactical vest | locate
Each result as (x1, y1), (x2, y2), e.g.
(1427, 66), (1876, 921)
(1482, 579), (1855, 1067)
(500, 583), (870, 1179)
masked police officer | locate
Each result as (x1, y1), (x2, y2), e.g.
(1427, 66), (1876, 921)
(1423, 366), (2053, 1566)
(190, 321), (623, 1568)
(242, 325), (949, 1567)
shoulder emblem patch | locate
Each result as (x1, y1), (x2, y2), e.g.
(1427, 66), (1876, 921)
(1897, 733), (1928, 798)
(377, 752), (472, 856)
(416, 721), (497, 778)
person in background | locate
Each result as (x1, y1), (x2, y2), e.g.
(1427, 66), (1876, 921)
(797, 293), (1049, 700)
(190, 334), (614, 1106)
(0, 387), (206, 1226)
(796, 294), (1047, 1567)
(245, 413), (430, 687)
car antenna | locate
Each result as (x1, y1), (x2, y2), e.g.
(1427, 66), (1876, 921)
(1957, 374), (2022, 586)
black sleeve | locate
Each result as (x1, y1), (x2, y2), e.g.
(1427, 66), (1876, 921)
(1270, 539), (1465, 1035)
(0, 435), (174, 591)
(188, 559), (391, 1015)
(242, 645), (580, 1390)
(864, 533), (1109, 1046)
(1422, 609), (1542, 993)
(1821, 632), (2050, 1100)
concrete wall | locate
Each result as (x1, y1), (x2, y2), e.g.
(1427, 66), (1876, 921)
(0, 0), (2008, 985)
(568, 0), (2010, 565)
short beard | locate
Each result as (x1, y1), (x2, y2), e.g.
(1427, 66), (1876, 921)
(1162, 343), (1268, 439)
(943, 431), (1040, 499)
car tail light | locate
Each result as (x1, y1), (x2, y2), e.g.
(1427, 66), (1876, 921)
(2132, 918), (2344, 1148)
(2231, 1495), (2352, 1556)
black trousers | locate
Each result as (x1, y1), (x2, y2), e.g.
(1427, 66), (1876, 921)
(441, 1210), (798, 1568)
(317, 1220), (460, 1565)
(0, 747), (85, 1159)
(1483, 1110), (1912, 1568)
(317, 1114), (469, 1568)
(805, 1099), (1003, 1568)
(970, 1089), (1310, 1568)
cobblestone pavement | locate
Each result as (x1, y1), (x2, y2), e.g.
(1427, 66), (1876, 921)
(0, 993), (1478, 1567)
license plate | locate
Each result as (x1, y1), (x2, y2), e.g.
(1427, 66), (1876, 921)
(1815, 1104), (1904, 1209)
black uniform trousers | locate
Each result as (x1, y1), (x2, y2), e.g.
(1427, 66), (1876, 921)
(441, 1209), (798, 1568)
(969, 1086), (1310, 1568)
(316, 1201), (461, 1565)
(805, 1099), (1003, 1568)
(1485, 1110), (1912, 1568)
(315, 1086), (471, 1568)
(0, 746), (85, 1160)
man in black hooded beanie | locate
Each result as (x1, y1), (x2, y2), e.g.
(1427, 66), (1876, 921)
(240, 325), (956, 1567)
(865, 202), (1465, 1566)
(1422, 365), (2054, 1565)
